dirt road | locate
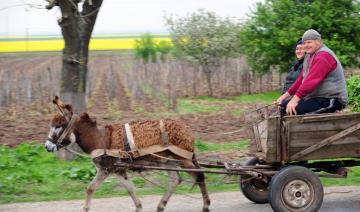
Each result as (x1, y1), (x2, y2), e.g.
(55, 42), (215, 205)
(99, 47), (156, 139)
(1, 186), (359, 212)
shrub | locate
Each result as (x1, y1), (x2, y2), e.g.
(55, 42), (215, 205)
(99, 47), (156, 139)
(346, 76), (360, 112)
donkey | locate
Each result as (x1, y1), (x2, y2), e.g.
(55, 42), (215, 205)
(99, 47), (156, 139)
(45, 96), (210, 212)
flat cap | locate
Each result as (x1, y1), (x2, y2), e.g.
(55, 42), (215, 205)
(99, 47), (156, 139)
(302, 29), (321, 41)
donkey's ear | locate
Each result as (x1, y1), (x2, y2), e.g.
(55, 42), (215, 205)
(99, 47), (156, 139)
(65, 104), (73, 112)
(53, 96), (65, 107)
(80, 112), (90, 120)
(80, 113), (96, 126)
(52, 96), (59, 105)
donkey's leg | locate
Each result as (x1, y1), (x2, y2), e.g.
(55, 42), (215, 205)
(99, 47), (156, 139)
(116, 172), (142, 211)
(182, 159), (211, 212)
(83, 168), (109, 212)
(157, 170), (181, 212)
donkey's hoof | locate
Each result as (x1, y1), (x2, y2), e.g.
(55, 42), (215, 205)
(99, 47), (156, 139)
(156, 207), (165, 212)
(202, 208), (210, 212)
(82, 207), (89, 212)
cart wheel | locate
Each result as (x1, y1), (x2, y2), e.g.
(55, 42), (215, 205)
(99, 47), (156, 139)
(239, 157), (269, 204)
(269, 166), (323, 212)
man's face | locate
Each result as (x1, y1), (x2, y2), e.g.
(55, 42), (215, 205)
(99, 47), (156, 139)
(303, 39), (322, 54)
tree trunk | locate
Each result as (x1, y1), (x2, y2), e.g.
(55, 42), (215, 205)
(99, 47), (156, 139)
(192, 65), (198, 96)
(204, 66), (213, 97)
(49, 0), (103, 160)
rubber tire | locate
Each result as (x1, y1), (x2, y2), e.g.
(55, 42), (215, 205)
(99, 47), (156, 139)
(239, 157), (269, 204)
(269, 166), (324, 212)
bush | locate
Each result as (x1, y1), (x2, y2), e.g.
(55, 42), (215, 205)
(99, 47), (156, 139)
(346, 76), (360, 112)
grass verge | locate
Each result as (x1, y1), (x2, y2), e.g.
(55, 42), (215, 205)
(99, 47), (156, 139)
(0, 143), (241, 203)
(2, 143), (360, 204)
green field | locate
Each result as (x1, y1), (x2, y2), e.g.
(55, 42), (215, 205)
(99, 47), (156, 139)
(0, 34), (170, 52)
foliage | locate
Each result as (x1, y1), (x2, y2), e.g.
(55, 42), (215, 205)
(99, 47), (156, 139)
(134, 34), (173, 63)
(165, 9), (242, 96)
(346, 75), (360, 112)
(134, 33), (158, 63)
(156, 40), (173, 62)
(240, 0), (360, 75)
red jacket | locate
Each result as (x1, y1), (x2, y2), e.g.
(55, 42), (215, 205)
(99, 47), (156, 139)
(287, 51), (337, 99)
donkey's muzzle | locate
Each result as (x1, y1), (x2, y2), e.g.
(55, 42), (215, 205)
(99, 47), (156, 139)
(45, 140), (58, 152)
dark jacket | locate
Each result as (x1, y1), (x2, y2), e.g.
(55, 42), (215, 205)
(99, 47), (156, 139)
(282, 59), (304, 94)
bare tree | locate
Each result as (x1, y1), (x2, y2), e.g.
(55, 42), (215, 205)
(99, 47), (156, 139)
(46, 0), (103, 113)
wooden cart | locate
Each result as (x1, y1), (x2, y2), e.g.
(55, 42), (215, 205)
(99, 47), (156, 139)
(114, 107), (360, 212)
(242, 106), (360, 211)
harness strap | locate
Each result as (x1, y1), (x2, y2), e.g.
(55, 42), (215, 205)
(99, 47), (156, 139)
(90, 145), (193, 160)
(159, 120), (169, 146)
(124, 123), (137, 151)
(122, 125), (131, 151)
(57, 114), (78, 145)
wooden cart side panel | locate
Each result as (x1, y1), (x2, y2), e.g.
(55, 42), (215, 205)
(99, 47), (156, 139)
(285, 113), (360, 161)
(289, 143), (360, 160)
(260, 117), (278, 162)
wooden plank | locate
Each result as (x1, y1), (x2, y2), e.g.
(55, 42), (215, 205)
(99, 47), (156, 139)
(290, 136), (360, 148)
(290, 122), (360, 161)
(284, 121), (291, 162)
(253, 124), (262, 152)
(283, 113), (360, 124)
(276, 117), (281, 162)
(265, 117), (279, 162)
(289, 119), (359, 132)
(289, 143), (360, 161)
(300, 113), (360, 122)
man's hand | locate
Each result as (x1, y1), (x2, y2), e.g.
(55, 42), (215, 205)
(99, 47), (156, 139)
(286, 95), (301, 115)
(275, 92), (290, 106)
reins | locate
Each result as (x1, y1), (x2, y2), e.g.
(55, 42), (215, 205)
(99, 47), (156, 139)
(56, 114), (78, 147)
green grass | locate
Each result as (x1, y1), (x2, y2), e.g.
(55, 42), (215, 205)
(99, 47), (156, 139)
(176, 98), (222, 114)
(0, 143), (241, 204)
(3, 143), (360, 204)
(195, 139), (249, 152)
(321, 166), (360, 186)
(176, 91), (280, 114)
(229, 91), (280, 103)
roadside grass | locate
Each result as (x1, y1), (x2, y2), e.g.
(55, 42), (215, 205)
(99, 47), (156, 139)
(0, 141), (246, 203)
(2, 142), (360, 204)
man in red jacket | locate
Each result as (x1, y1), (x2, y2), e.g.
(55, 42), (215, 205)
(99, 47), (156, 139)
(276, 29), (348, 115)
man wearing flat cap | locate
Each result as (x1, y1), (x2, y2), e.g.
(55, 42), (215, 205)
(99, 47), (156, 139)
(276, 29), (348, 115)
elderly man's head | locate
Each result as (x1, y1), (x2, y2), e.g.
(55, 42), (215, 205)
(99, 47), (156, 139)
(302, 29), (322, 54)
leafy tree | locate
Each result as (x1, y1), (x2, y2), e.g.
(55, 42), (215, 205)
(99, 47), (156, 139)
(240, 0), (360, 75)
(156, 40), (173, 62)
(166, 9), (242, 96)
(134, 33), (158, 64)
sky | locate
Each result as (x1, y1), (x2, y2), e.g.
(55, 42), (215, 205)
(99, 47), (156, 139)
(0, 0), (262, 36)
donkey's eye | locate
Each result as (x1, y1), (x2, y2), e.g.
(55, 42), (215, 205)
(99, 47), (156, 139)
(55, 126), (61, 129)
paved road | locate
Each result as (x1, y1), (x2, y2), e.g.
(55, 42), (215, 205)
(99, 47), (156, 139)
(1, 186), (360, 212)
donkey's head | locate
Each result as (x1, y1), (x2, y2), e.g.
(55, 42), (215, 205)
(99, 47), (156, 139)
(45, 96), (77, 152)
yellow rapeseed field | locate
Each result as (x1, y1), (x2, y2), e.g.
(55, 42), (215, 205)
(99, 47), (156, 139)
(0, 37), (170, 52)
